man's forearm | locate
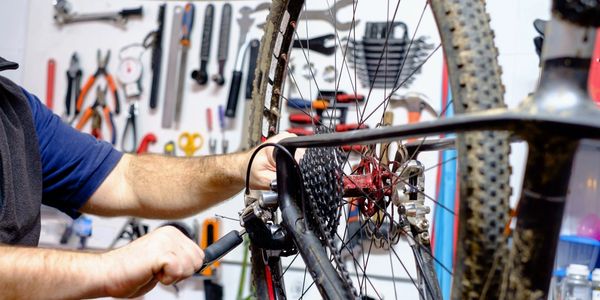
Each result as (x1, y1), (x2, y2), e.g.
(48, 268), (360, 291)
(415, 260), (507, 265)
(119, 152), (248, 219)
(0, 245), (106, 299)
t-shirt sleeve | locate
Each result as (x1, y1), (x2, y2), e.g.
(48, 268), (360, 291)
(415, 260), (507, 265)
(22, 88), (122, 218)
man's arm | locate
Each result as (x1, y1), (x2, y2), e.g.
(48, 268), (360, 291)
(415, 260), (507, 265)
(81, 133), (293, 218)
(0, 246), (106, 299)
(0, 226), (203, 299)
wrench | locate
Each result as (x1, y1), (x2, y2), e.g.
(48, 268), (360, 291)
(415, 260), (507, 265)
(237, 7), (255, 51)
(256, 0), (357, 31)
(53, 0), (142, 25)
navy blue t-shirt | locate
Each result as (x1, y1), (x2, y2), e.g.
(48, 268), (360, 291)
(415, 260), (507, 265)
(23, 88), (122, 218)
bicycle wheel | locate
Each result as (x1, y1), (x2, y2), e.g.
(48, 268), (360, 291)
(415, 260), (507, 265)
(247, 0), (511, 299)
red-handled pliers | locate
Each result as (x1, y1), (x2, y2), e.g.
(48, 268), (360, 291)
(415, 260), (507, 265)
(76, 85), (116, 145)
(76, 49), (121, 115)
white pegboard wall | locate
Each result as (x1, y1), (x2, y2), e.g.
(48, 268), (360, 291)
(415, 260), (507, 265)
(15, 0), (551, 299)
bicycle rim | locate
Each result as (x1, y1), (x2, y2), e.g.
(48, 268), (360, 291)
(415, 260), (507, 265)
(248, 0), (511, 299)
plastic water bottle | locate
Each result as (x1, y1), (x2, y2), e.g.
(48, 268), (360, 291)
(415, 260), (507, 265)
(562, 264), (591, 300)
(592, 269), (600, 300)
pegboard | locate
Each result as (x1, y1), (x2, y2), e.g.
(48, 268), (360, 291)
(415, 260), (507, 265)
(17, 0), (548, 299)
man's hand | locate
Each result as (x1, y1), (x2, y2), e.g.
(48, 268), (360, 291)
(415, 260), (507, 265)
(101, 226), (204, 298)
(244, 132), (301, 190)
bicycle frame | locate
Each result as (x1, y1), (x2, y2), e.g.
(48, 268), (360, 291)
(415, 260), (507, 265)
(270, 8), (600, 299)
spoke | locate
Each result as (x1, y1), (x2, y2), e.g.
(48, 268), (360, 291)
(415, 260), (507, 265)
(378, 1), (430, 128)
(278, 253), (300, 280)
(300, 265), (309, 300)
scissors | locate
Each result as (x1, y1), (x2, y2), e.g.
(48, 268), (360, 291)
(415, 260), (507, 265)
(178, 132), (204, 157)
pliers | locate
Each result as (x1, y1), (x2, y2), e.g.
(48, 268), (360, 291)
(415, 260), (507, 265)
(64, 53), (81, 121)
(121, 102), (138, 153)
(76, 49), (121, 116)
(75, 85), (116, 145)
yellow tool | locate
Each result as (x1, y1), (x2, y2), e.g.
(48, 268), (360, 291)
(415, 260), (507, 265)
(178, 132), (203, 157)
(200, 218), (220, 276)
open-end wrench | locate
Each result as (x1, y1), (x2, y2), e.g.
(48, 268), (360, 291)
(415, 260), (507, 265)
(53, 0), (142, 26)
(191, 4), (214, 85)
(212, 4), (232, 86)
(255, 0), (357, 31)
(293, 34), (337, 55)
(302, 0), (356, 31)
(237, 7), (255, 51)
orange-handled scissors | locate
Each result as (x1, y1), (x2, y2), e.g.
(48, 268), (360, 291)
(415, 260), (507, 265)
(178, 132), (204, 157)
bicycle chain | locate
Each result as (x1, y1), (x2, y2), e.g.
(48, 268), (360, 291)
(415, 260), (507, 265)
(299, 142), (359, 299)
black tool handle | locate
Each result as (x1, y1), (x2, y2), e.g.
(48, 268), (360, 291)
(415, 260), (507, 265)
(149, 4), (165, 109)
(225, 70), (243, 117)
(245, 40), (260, 99)
(120, 7), (143, 17)
(198, 230), (243, 273)
(65, 73), (74, 116)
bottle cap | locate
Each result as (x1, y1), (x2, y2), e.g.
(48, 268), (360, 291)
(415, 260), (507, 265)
(592, 268), (600, 282)
(567, 264), (590, 277)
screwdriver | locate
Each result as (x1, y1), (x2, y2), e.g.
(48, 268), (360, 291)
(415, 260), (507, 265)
(197, 229), (245, 273)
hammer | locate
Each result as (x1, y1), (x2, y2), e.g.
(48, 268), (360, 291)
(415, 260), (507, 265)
(390, 92), (437, 141)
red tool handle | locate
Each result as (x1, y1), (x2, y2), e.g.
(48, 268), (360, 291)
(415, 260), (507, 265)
(336, 93), (364, 103)
(289, 114), (320, 124)
(286, 127), (314, 136)
(206, 108), (213, 131)
(46, 59), (56, 110)
(341, 145), (367, 152)
(335, 123), (368, 132)
(137, 133), (158, 154)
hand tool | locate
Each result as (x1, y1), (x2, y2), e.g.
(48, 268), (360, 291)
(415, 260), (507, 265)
(218, 105), (228, 153)
(200, 218), (220, 276)
(76, 85), (116, 145)
(117, 45), (145, 98)
(287, 98), (354, 110)
(287, 127), (314, 136)
(178, 132), (203, 157)
(64, 53), (82, 120)
(161, 6), (184, 128)
(198, 229), (245, 274)
(149, 4), (166, 110)
(121, 102), (138, 153)
(237, 7), (255, 56)
(293, 34), (337, 56)
(296, 0), (356, 31)
(164, 141), (176, 156)
(53, 0), (142, 26)
(207, 108), (217, 155)
(302, 63), (317, 80)
(335, 123), (368, 132)
(390, 92), (437, 123)
(341, 145), (367, 152)
(46, 59), (56, 110)
(212, 4), (232, 86)
(289, 114), (320, 124)
(225, 39), (257, 118)
(245, 35), (260, 99)
(174, 3), (196, 126)
(238, 40), (261, 151)
(190, 4), (214, 85)
(390, 92), (437, 142)
(137, 133), (157, 154)
(109, 218), (149, 249)
(76, 49), (121, 115)
(323, 65), (336, 83)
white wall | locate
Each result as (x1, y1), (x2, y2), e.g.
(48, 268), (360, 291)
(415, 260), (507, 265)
(1, 0), (553, 299)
